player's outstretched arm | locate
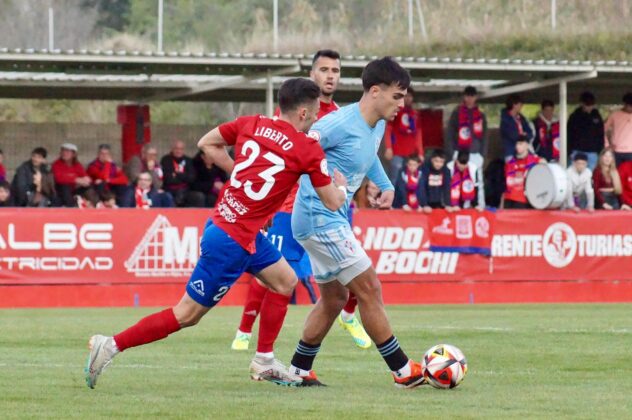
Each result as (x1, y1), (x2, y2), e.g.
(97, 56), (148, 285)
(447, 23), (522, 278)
(197, 127), (235, 173)
(315, 168), (348, 211)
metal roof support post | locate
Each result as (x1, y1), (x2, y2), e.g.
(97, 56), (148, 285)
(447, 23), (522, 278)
(559, 80), (568, 168)
(266, 70), (274, 117)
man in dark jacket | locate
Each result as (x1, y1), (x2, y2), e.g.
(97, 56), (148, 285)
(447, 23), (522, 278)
(11, 147), (57, 207)
(393, 155), (423, 210)
(500, 94), (533, 161)
(567, 91), (604, 169)
(121, 171), (174, 208)
(191, 151), (228, 207)
(160, 140), (204, 207)
(420, 149), (456, 213)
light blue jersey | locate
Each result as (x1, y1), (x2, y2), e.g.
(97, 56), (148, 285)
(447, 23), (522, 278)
(292, 102), (393, 239)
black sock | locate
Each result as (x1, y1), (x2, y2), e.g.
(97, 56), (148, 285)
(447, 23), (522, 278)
(377, 336), (409, 372)
(290, 340), (321, 371)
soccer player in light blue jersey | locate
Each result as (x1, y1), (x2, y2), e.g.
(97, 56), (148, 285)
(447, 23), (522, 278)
(277, 57), (425, 388)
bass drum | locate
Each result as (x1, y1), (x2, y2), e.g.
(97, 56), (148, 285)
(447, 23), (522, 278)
(525, 163), (568, 209)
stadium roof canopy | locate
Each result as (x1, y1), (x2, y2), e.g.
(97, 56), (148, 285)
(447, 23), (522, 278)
(0, 48), (630, 106)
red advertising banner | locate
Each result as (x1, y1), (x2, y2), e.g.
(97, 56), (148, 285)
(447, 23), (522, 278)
(427, 209), (495, 255)
(1, 208), (631, 286)
(0, 209), (209, 285)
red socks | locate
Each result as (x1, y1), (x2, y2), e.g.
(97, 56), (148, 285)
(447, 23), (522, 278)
(257, 291), (291, 353)
(113, 308), (181, 352)
(343, 293), (358, 314)
(238, 278), (268, 333)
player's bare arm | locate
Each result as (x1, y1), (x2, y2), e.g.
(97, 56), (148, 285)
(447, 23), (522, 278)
(314, 168), (348, 211)
(197, 127), (234, 173)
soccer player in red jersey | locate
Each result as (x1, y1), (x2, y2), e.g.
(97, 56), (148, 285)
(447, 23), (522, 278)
(85, 78), (348, 389)
(231, 51), (371, 377)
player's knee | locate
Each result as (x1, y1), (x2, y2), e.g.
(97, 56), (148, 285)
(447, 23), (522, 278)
(353, 276), (383, 304)
(269, 275), (297, 296)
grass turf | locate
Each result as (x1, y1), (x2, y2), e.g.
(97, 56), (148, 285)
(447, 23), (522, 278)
(1, 304), (631, 419)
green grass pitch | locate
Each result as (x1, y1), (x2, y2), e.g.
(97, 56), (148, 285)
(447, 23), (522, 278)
(2, 304), (632, 419)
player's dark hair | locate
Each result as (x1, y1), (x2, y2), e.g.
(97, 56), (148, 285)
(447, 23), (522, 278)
(456, 150), (470, 165)
(32, 147), (47, 158)
(278, 78), (321, 113)
(361, 57), (410, 91)
(311, 49), (340, 67)
(431, 149), (446, 160)
(541, 99), (555, 109)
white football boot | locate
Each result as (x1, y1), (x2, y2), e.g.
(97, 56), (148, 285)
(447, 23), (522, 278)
(85, 335), (117, 389)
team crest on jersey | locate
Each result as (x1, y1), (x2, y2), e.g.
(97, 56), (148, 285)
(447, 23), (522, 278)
(308, 130), (321, 142)
(320, 159), (329, 176)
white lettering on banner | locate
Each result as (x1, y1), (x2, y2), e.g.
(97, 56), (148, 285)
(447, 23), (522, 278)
(125, 215), (198, 278)
(375, 251), (458, 274)
(0, 223), (113, 251)
(0, 257), (112, 271)
(492, 222), (632, 268)
(356, 226), (458, 275)
(164, 227), (199, 265)
(362, 227), (424, 250)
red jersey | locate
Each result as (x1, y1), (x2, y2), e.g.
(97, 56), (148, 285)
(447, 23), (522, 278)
(277, 100), (339, 213)
(213, 115), (331, 252)
(619, 161), (632, 206)
(504, 153), (540, 203)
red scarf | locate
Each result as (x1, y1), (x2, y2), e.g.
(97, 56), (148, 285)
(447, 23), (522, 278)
(450, 166), (476, 206)
(457, 104), (483, 149)
(535, 116), (560, 160)
(395, 106), (418, 135)
(135, 187), (152, 209)
(404, 169), (421, 209)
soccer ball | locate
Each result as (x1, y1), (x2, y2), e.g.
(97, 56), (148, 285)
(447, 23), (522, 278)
(422, 344), (468, 389)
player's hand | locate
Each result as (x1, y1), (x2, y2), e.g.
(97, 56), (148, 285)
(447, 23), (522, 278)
(377, 190), (394, 209)
(603, 203), (613, 210)
(333, 168), (348, 188)
(402, 204), (412, 211)
(384, 148), (394, 161)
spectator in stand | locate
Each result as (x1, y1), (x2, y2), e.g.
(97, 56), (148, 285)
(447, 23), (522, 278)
(11, 147), (57, 207)
(500, 94), (533, 161)
(97, 191), (119, 209)
(161, 139), (204, 207)
(564, 153), (594, 212)
(51, 143), (92, 207)
(383, 87), (423, 183)
(618, 159), (632, 210)
(0, 180), (14, 206)
(86, 144), (129, 203)
(121, 171), (175, 209)
(604, 92), (632, 166)
(447, 150), (485, 210)
(593, 148), (622, 210)
(567, 91), (604, 169)
(0, 148), (6, 182)
(532, 99), (560, 162)
(502, 138), (540, 209)
(393, 155), (423, 211)
(191, 150), (228, 207)
(420, 149), (455, 213)
(124, 144), (163, 189)
(446, 86), (488, 169)
(77, 188), (99, 209)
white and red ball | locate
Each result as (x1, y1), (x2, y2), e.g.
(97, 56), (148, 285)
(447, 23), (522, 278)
(422, 344), (468, 389)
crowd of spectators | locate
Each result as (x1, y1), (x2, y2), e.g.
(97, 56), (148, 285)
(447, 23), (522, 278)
(0, 140), (229, 209)
(387, 87), (632, 212)
(1, 87), (632, 212)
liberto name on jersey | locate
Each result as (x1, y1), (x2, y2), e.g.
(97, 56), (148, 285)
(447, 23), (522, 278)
(212, 115), (331, 253)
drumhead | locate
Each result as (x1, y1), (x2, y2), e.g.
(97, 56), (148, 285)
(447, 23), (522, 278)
(525, 163), (568, 209)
